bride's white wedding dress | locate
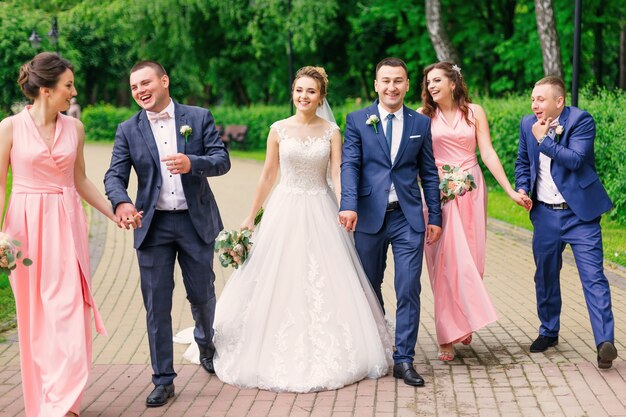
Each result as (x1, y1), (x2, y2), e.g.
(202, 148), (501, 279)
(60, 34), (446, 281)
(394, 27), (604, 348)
(183, 120), (393, 392)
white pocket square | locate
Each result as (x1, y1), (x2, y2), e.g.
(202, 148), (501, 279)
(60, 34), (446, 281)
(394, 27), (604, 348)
(409, 135), (421, 139)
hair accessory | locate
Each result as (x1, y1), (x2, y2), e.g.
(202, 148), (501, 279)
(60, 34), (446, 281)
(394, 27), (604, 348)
(452, 64), (462, 76)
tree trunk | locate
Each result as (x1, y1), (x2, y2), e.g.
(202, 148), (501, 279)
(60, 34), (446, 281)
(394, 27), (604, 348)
(534, 0), (563, 78)
(425, 0), (459, 63)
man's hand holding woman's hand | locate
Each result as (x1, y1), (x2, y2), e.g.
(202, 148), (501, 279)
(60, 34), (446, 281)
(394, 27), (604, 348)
(115, 202), (144, 230)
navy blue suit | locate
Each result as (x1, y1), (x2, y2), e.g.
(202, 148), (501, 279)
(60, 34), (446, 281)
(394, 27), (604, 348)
(105, 102), (230, 385)
(515, 106), (614, 347)
(341, 101), (441, 364)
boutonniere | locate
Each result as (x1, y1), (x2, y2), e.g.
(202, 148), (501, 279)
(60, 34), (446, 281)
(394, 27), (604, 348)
(180, 125), (192, 143)
(366, 115), (380, 134)
(555, 125), (564, 139)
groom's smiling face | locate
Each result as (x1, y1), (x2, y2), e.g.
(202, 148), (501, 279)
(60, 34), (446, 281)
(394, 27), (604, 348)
(375, 65), (409, 113)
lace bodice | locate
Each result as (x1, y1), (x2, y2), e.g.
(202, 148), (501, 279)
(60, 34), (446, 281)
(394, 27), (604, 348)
(272, 121), (339, 195)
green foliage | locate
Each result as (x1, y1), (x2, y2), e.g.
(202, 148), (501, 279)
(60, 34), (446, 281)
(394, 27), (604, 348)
(211, 105), (290, 150)
(82, 104), (136, 142)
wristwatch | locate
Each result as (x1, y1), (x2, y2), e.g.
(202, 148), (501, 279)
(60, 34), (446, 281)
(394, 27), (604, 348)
(537, 135), (548, 144)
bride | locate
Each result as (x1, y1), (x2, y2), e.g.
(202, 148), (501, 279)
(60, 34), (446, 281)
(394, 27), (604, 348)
(207, 66), (393, 392)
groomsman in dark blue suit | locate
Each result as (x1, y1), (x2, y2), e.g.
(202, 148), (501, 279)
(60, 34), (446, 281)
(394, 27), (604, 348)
(105, 61), (230, 406)
(340, 58), (442, 386)
(515, 76), (617, 369)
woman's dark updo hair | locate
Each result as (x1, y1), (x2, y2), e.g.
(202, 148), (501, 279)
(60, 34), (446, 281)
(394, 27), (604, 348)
(18, 52), (74, 100)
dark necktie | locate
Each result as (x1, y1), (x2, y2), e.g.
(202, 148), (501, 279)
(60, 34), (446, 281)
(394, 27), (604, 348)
(385, 113), (395, 151)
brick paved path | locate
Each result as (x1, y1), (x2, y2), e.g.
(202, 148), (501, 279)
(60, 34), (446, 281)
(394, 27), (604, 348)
(0, 143), (624, 417)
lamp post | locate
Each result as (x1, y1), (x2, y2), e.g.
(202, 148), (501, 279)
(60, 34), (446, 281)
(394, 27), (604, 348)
(28, 17), (60, 55)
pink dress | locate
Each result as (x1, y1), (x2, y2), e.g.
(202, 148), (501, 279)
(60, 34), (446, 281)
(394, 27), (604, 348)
(3, 108), (107, 417)
(424, 105), (498, 345)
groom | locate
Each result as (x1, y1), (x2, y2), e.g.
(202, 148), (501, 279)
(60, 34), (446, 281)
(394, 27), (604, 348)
(515, 75), (617, 369)
(104, 61), (230, 406)
(339, 57), (442, 386)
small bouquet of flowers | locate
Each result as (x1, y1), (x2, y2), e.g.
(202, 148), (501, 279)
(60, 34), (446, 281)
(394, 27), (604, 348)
(214, 207), (264, 269)
(0, 233), (32, 278)
(439, 165), (476, 204)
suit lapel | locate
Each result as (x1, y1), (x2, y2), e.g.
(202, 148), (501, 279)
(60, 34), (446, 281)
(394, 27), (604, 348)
(174, 102), (187, 152)
(366, 101), (390, 160)
(138, 111), (160, 167)
(392, 106), (412, 167)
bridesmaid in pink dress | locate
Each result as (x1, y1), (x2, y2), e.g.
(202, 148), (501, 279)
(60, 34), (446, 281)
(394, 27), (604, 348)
(0, 53), (122, 416)
(419, 62), (530, 361)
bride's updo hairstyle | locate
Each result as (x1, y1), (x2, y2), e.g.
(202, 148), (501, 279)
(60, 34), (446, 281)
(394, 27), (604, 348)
(421, 61), (473, 126)
(292, 66), (328, 102)
(18, 52), (74, 100)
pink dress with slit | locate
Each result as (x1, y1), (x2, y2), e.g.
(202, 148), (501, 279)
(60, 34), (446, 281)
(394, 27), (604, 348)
(3, 107), (107, 417)
(424, 104), (498, 345)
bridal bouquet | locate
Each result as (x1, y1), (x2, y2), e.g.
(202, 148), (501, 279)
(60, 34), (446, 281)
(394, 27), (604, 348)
(214, 207), (264, 269)
(0, 233), (32, 278)
(439, 165), (476, 204)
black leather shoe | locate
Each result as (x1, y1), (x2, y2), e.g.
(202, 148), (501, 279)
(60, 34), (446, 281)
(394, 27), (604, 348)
(597, 341), (618, 369)
(199, 346), (215, 374)
(392, 363), (425, 387)
(146, 383), (175, 407)
(530, 335), (558, 352)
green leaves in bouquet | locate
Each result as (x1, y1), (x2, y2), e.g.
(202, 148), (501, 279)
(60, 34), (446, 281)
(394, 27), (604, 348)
(254, 206), (264, 226)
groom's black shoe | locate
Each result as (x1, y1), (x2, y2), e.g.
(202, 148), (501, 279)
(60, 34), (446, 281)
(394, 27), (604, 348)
(393, 363), (425, 387)
(597, 341), (618, 369)
(530, 335), (559, 352)
(146, 383), (175, 407)
(199, 346), (215, 374)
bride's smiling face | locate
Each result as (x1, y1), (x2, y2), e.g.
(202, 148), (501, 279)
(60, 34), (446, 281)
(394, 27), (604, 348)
(293, 76), (321, 114)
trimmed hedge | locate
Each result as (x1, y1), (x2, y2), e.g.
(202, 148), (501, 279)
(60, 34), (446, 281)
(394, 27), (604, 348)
(82, 104), (136, 142)
(81, 93), (625, 222)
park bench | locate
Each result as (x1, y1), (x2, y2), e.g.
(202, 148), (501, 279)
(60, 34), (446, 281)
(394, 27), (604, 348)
(221, 125), (248, 148)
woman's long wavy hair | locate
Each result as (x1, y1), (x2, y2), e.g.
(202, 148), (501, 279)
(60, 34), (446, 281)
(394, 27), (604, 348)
(420, 62), (473, 126)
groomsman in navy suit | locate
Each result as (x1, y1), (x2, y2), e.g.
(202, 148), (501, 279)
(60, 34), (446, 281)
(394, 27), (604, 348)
(105, 61), (230, 406)
(340, 57), (442, 386)
(515, 76), (617, 369)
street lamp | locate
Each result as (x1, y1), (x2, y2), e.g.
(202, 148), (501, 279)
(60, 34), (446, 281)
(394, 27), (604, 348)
(28, 17), (60, 55)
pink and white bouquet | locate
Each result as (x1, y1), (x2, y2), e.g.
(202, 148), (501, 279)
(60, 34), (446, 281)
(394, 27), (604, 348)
(439, 165), (476, 204)
(0, 233), (32, 278)
(214, 207), (264, 269)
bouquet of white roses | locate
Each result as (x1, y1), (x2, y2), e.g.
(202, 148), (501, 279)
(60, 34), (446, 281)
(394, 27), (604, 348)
(0, 233), (32, 278)
(214, 207), (264, 269)
(439, 165), (476, 204)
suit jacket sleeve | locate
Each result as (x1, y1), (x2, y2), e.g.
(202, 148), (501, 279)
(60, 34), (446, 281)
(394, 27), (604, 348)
(538, 112), (595, 172)
(418, 119), (442, 226)
(104, 123), (134, 210)
(187, 109), (231, 177)
(515, 119), (531, 194)
(340, 112), (361, 212)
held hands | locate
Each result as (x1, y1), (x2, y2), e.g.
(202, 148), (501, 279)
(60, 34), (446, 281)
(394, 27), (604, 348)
(532, 116), (553, 142)
(241, 217), (255, 232)
(338, 210), (358, 232)
(516, 189), (533, 211)
(426, 224), (442, 246)
(161, 153), (191, 175)
(115, 202), (144, 230)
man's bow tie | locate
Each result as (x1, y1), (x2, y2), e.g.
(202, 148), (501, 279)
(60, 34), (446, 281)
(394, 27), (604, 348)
(147, 110), (172, 123)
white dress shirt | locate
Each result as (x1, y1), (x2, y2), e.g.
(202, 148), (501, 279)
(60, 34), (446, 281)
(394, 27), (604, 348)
(378, 105), (404, 204)
(146, 99), (189, 211)
(536, 116), (565, 204)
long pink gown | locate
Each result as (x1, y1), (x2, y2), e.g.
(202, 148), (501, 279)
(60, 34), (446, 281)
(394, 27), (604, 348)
(3, 108), (107, 417)
(424, 104), (498, 345)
